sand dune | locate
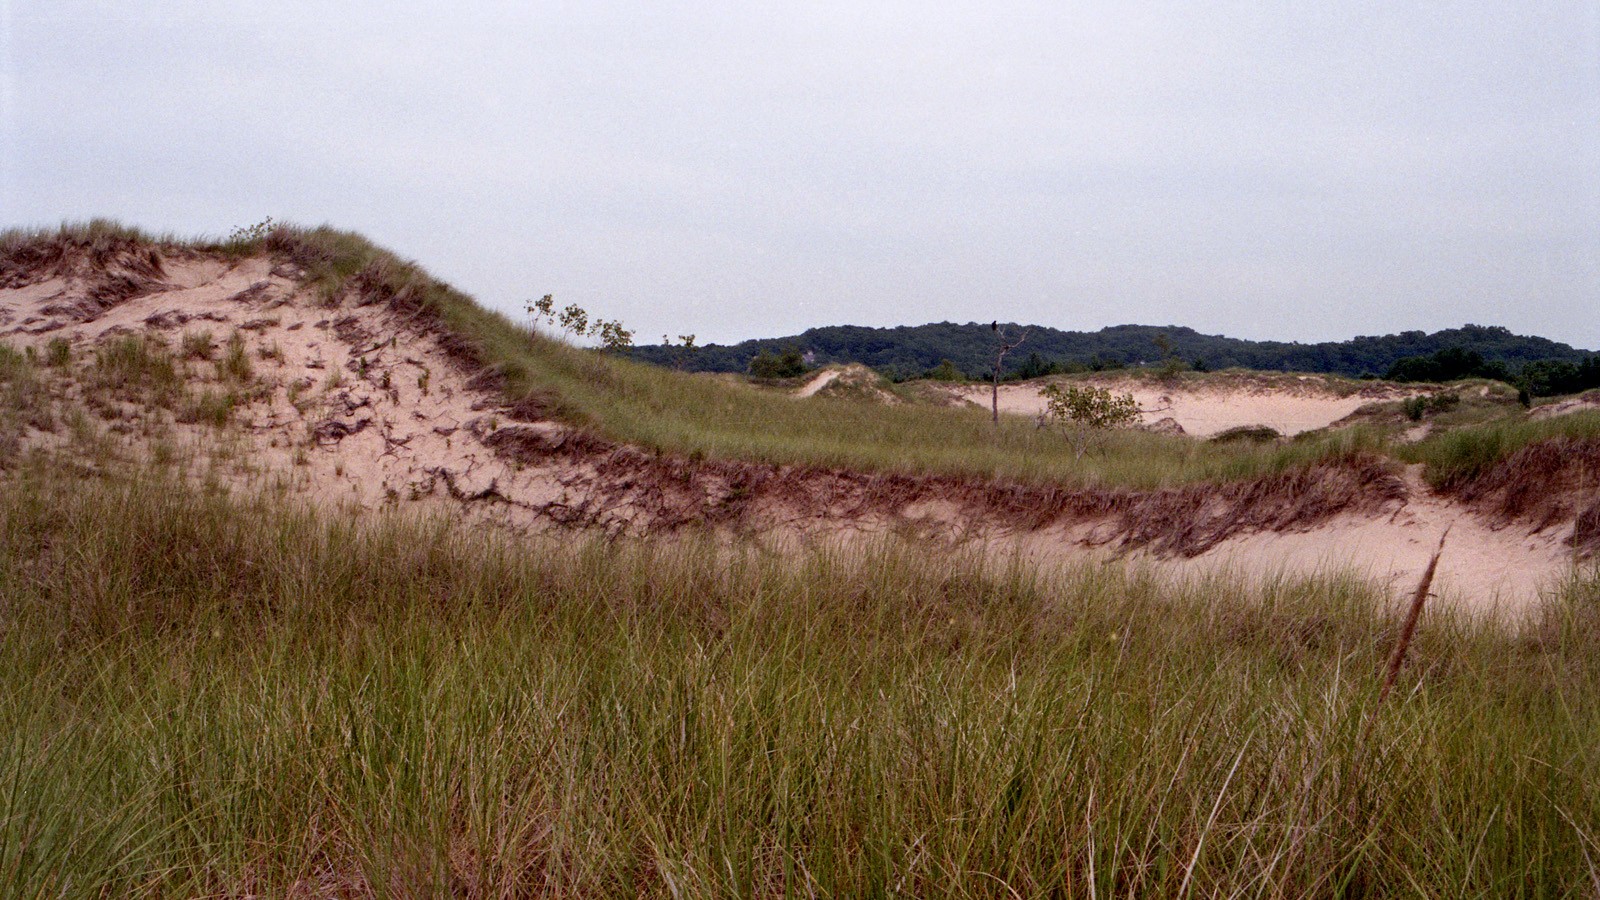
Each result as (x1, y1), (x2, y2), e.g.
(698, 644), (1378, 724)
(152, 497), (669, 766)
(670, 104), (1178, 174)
(2, 249), (1591, 612)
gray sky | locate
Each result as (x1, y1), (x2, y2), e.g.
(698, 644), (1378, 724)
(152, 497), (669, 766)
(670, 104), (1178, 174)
(5, 2), (1598, 349)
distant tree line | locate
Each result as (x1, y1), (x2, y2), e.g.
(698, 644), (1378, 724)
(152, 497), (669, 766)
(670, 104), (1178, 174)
(1384, 347), (1600, 398)
(624, 322), (1598, 397)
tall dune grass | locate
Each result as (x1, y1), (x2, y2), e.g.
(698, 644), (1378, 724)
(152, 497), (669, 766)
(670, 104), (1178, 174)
(1, 466), (1596, 896)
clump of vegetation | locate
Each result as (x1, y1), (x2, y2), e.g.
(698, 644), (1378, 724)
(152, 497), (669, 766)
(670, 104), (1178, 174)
(925, 358), (965, 381)
(180, 330), (214, 360)
(526, 294), (634, 350)
(219, 331), (253, 383)
(43, 338), (71, 368)
(1209, 424), (1283, 444)
(219, 216), (275, 255)
(1403, 391), (1461, 421)
(90, 335), (181, 407)
(0, 343), (29, 382)
(1401, 410), (1600, 489)
(0, 343), (55, 454)
(177, 389), (237, 427)
(748, 346), (809, 379)
(1040, 383), (1140, 458)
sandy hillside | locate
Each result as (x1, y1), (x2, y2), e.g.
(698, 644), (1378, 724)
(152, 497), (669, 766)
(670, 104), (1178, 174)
(793, 364), (898, 403)
(2, 245), (1594, 612)
(949, 375), (1420, 437)
(1532, 390), (1600, 420)
(795, 369), (840, 397)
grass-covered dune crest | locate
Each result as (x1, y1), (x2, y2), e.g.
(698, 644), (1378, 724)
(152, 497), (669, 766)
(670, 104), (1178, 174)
(7, 218), (1599, 493)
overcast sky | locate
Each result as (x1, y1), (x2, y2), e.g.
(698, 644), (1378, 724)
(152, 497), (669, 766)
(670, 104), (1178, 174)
(5, 2), (1598, 348)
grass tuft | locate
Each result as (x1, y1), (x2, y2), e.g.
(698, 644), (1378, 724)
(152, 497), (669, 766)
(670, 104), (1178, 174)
(90, 334), (181, 406)
(177, 389), (237, 427)
(219, 330), (253, 383)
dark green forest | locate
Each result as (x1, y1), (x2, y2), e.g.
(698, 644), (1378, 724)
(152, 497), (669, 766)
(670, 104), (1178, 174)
(628, 322), (1598, 394)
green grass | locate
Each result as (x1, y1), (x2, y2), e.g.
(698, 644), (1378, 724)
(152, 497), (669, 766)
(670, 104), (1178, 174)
(219, 330), (254, 383)
(176, 388), (237, 427)
(180, 329), (215, 361)
(1400, 410), (1600, 489)
(43, 337), (71, 368)
(0, 464), (1596, 896)
(451, 326), (1408, 488)
(0, 343), (55, 454)
(90, 334), (182, 405)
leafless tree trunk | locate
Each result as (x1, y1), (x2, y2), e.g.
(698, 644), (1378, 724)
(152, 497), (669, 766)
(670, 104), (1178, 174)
(990, 322), (1029, 426)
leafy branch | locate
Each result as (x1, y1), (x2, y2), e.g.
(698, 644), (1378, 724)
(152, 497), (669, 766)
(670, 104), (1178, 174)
(525, 295), (635, 351)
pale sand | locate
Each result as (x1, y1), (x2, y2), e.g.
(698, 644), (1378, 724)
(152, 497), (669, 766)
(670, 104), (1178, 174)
(794, 368), (840, 397)
(952, 376), (1418, 437)
(1159, 466), (1579, 614)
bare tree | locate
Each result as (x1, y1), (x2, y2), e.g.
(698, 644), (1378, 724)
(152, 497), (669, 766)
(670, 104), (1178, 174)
(990, 321), (1029, 426)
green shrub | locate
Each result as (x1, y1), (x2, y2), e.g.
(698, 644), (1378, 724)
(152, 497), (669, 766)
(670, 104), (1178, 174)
(749, 347), (808, 379)
(1209, 425), (1282, 444)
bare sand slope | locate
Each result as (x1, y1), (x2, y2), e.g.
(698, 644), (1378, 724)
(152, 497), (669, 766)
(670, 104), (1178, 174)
(1532, 390), (1600, 421)
(2, 251), (1589, 612)
(1159, 467), (1580, 612)
(953, 376), (1417, 437)
(794, 369), (840, 397)
(2, 253), (565, 523)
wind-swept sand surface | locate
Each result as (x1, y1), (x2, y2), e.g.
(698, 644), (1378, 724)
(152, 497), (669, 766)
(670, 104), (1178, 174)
(1158, 467), (1581, 613)
(794, 368), (840, 397)
(953, 376), (1417, 437)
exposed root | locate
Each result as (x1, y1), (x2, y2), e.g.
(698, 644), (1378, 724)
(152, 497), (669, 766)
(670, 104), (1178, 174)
(2, 228), (166, 289)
